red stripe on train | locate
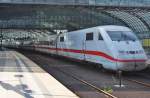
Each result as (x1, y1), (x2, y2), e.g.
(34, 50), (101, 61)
(36, 46), (146, 62)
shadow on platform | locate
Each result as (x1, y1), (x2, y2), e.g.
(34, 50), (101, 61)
(0, 81), (33, 98)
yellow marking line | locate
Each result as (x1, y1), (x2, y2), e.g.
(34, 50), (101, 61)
(78, 78), (118, 98)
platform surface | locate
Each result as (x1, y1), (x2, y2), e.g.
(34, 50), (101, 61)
(0, 50), (79, 98)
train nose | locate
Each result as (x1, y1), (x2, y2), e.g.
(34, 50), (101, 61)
(120, 61), (147, 71)
(117, 50), (147, 71)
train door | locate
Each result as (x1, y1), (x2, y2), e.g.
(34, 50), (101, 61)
(83, 31), (98, 62)
(84, 32), (94, 61)
(57, 34), (66, 56)
(82, 37), (86, 61)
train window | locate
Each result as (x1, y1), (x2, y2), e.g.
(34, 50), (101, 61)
(107, 31), (138, 41)
(60, 36), (64, 42)
(86, 33), (93, 40)
(98, 33), (103, 40)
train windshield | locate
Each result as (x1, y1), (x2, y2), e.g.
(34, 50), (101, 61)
(107, 31), (138, 41)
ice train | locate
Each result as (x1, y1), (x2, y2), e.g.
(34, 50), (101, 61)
(26, 25), (148, 71)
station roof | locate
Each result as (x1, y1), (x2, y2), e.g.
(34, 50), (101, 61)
(0, 5), (149, 32)
(0, 3), (149, 42)
(0, 0), (150, 7)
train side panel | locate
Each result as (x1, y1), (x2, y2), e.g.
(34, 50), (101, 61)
(57, 31), (85, 60)
(30, 25), (148, 71)
(83, 28), (116, 69)
(56, 28), (117, 70)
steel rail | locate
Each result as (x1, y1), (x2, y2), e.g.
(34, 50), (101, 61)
(54, 67), (118, 98)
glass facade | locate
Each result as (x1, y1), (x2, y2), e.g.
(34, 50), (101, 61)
(106, 11), (149, 33)
(0, 1), (149, 50)
(95, 0), (150, 7)
(0, 0), (150, 7)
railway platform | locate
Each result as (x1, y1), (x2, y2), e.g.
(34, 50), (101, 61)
(0, 50), (79, 98)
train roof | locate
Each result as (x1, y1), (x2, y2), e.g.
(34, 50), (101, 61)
(69, 25), (131, 33)
(97, 25), (130, 29)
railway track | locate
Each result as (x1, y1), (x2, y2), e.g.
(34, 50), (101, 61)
(20, 50), (150, 98)
(125, 78), (150, 88)
(33, 54), (118, 98)
(122, 72), (150, 88)
(20, 51), (118, 98)
(52, 66), (118, 98)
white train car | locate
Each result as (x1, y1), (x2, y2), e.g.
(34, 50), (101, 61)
(34, 25), (148, 71)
